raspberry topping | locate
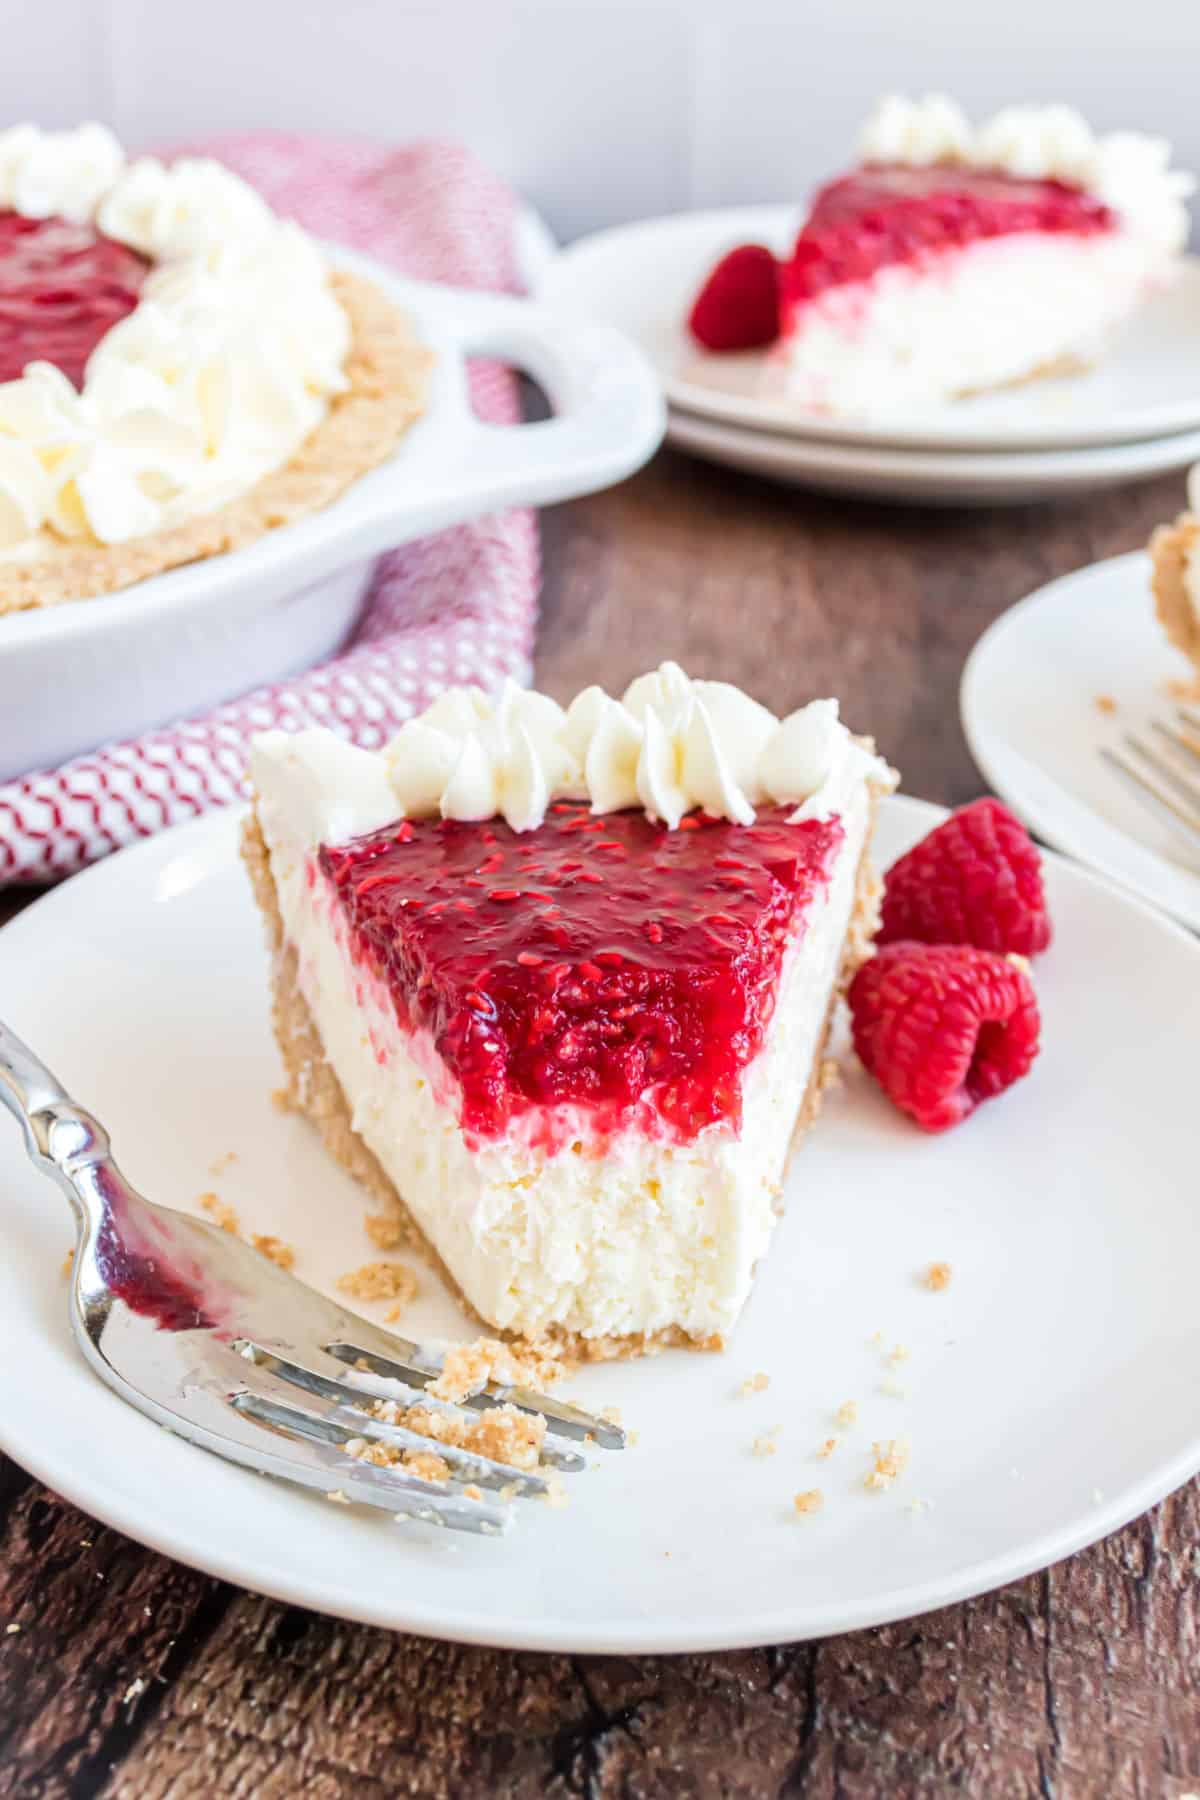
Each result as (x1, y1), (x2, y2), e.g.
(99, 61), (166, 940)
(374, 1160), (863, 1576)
(782, 163), (1113, 319)
(879, 799), (1051, 957)
(688, 243), (781, 351)
(319, 802), (845, 1147)
(0, 209), (150, 387)
(848, 943), (1041, 1133)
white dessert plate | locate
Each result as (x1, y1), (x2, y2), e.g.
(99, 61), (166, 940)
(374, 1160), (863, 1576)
(962, 549), (1200, 930)
(537, 206), (1200, 453)
(0, 245), (664, 784)
(2, 792), (1199, 1653)
(665, 407), (1200, 507)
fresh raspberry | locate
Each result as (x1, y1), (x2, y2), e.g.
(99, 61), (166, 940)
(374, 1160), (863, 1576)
(688, 244), (780, 351)
(848, 943), (1041, 1133)
(879, 799), (1051, 956)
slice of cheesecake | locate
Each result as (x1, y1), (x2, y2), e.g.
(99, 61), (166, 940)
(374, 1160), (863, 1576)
(244, 666), (895, 1357)
(690, 95), (1193, 418)
(1150, 464), (1200, 683)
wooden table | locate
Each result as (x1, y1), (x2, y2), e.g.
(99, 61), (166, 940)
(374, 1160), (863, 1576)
(1, 452), (1193, 1798)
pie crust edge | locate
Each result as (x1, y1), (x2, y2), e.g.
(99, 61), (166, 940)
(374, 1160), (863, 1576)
(0, 269), (433, 617)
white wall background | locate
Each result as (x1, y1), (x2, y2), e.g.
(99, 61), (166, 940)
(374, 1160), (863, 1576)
(3, 0), (1198, 243)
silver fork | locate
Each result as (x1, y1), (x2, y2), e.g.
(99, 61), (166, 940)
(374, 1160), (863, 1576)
(1100, 703), (1200, 853)
(0, 1019), (624, 1536)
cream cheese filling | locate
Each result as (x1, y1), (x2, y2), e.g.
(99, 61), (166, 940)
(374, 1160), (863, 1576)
(777, 229), (1165, 417)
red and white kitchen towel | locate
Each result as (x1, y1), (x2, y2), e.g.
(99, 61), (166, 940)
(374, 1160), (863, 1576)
(0, 134), (540, 885)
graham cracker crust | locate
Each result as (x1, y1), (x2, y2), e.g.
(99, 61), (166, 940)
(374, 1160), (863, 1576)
(0, 270), (432, 617)
(1149, 513), (1200, 679)
(242, 798), (883, 1363)
(957, 350), (1089, 401)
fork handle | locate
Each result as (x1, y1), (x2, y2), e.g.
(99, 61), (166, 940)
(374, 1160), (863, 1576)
(0, 1017), (70, 1118)
(0, 1017), (110, 1176)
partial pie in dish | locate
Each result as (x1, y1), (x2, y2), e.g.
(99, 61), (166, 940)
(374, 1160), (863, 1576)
(688, 95), (1194, 417)
(244, 664), (897, 1358)
(1149, 463), (1200, 684)
(0, 124), (431, 615)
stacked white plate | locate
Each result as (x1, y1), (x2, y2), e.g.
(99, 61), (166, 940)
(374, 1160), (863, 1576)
(537, 206), (1200, 506)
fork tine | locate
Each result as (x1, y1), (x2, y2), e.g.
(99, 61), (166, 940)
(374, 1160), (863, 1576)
(1131, 730), (1200, 810)
(1170, 709), (1200, 760)
(227, 1390), (511, 1534)
(1149, 718), (1200, 775)
(231, 1342), (556, 1489)
(324, 1340), (627, 1451)
(1100, 745), (1200, 845)
(237, 1339), (589, 1470)
(230, 1388), (544, 1499)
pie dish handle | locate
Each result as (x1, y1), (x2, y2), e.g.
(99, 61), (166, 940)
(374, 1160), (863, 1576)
(382, 284), (666, 527)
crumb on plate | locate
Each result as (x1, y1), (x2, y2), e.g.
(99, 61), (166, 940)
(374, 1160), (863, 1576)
(336, 1261), (419, 1304)
(250, 1234), (295, 1271)
(835, 1400), (858, 1428)
(793, 1489), (823, 1516)
(865, 1437), (911, 1492)
(1094, 694), (1118, 716)
(739, 1372), (770, 1398)
(923, 1261), (952, 1293)
(198, 1192), (239, 1234)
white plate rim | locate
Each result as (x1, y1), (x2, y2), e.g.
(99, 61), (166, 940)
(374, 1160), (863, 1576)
(3, 793), (1200, 1652)
(542, 205), (1200, 454)
(666, 407), (1200, 482)
(960, 548), (1200, 933)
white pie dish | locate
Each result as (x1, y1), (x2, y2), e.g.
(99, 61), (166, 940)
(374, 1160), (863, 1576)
(2, 793), (1200, 1651)
(0, 244), (665, 784)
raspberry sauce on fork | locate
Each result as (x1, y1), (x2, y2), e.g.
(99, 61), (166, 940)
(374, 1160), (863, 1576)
(319, 802), (845, 1148)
